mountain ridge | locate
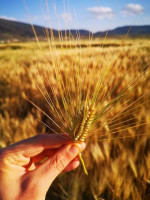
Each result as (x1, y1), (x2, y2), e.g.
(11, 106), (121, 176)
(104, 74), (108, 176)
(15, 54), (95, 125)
(0, 18), (150, 41)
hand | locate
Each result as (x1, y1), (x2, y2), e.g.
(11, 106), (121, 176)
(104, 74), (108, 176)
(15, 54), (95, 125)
(0, 134), (86, 200)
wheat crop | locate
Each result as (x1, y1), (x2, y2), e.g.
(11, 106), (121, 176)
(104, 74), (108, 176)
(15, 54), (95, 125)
(0, 7), (150, 199)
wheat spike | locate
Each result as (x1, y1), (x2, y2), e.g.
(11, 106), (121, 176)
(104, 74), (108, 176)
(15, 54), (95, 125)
(72, 103), (95, 175)
(74, 103), (95, 142)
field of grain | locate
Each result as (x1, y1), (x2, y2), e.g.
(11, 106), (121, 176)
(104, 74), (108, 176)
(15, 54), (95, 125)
(0, 38), (150, 200)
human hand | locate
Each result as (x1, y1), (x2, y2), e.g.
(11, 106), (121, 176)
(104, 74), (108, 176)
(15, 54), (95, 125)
(0, 134), (86, 200)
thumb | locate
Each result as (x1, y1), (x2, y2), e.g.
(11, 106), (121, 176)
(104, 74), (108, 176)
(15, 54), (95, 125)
(35, 142), (86, 186)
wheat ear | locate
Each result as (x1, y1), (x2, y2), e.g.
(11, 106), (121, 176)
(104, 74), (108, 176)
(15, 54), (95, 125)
(73, 103), (95, 175)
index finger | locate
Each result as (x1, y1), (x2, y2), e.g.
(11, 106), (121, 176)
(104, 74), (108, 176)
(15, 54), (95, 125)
(4, 134), (71, 157)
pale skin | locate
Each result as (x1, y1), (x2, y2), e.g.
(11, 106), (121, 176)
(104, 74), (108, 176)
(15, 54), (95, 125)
(0, 134), (86, 200)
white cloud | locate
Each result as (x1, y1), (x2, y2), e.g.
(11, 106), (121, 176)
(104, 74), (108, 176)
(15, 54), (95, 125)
(122, 4), (144, 16)
(87, 6), (114, 20)
(32, 16), (39, 22)
(61, 13), (72, 23)
(144, 16), (150, 21)
(0, 16), (16, 21)
(43, 15), (49, 21)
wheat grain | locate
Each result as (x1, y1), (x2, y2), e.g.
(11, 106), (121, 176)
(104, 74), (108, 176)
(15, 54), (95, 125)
(74, 104), (95, 142)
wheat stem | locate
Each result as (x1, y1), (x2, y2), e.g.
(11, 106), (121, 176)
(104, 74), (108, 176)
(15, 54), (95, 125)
(79, 153), (88, 175)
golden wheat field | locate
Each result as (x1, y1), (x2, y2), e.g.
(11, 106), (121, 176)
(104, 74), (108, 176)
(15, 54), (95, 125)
(0, 37), (150, 200)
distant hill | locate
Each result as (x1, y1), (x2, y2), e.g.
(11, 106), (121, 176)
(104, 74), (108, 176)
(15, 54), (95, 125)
(0, 18), (150, 41)
(0, 18), (58, 40)
(0, 19), (91, 41)
(94, 25), (150, 37)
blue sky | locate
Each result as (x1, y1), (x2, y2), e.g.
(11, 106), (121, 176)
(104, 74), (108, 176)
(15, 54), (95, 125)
(0, 0), (150, 32)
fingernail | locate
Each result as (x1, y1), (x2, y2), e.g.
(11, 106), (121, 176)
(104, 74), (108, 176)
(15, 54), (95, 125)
(78, 142), (86, 151)
(69, 142), (86, 154)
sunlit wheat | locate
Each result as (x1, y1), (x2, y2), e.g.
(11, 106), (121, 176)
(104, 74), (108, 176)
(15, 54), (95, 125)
(0, 1), (150, 199)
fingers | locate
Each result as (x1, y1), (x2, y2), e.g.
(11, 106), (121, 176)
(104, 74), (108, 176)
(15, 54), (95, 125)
(63, 156), (80, 172)
(29, 149), (56, 164)
(34, 142), (86, 186)
(29, 151), (80, 172)
(5, 134), (70, 157)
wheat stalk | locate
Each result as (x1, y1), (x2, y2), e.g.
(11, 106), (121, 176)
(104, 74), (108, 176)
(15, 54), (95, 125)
(70, 102), (95, 174)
